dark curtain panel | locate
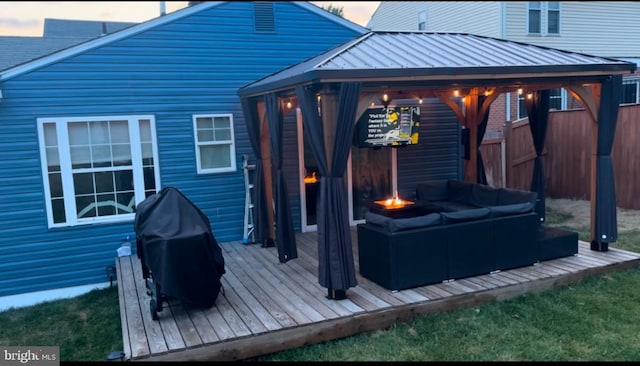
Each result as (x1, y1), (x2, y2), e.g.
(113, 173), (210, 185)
(265, 93), (297, 262)
(526, 90), (550, 222)
(594, 75), (622, 243)
(296, 83), (360, 292)
(476, 95), (489, 185)
(240, 97), (269, 245)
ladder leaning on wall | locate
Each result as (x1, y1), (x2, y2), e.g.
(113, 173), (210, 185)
(242, 154), (256, 244)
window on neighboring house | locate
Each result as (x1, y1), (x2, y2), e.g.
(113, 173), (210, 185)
(418, 10), (427, 31)
(38, 115), (159, 228)
(549, 88), (563, 110)
(193, 114), (237, 174)
(547, 1), (560, 34)
(528, 2), (541, 34)
(517, 88), (565, 119)
(621, 80), (639, 104)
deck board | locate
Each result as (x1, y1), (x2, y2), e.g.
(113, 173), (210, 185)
(117, 230), (640, 361)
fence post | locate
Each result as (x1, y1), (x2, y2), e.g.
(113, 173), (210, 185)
(503, 121), (512, 187)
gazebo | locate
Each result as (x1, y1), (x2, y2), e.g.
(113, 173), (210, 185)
(237, 31), (637, 300)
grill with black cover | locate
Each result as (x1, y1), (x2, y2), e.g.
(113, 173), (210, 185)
(134, 186), (225, 320)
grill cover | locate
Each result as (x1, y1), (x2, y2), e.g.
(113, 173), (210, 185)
(134, 187), (225, 307)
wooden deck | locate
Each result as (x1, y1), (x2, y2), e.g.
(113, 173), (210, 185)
(116, 228), (640, 361)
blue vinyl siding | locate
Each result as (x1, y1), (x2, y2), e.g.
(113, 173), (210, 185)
(0, 2), (363, 297)
(396, 98), (462, 198)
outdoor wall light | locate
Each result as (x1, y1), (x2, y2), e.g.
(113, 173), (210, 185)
(527, 93), (533, 100)
(382, 93), (389, 102)
(453, 89), (460, 97)
(418, 98), (423, 104)
(286, 99), (292, 109)
(517, 88), (523, 95)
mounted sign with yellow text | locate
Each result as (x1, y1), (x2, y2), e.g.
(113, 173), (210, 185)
(357, 106), (420, 148)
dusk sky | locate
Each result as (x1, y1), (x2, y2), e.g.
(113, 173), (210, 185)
(0, 1), (380, 36)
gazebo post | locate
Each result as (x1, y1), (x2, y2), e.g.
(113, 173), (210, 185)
(566, 75), (622, 251)
(437, 87), (499, 184)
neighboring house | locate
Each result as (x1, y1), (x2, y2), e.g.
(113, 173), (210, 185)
(43, 18), (136, 38)
(0, 18), (135, 71)
(0, 1), (369, 307)
(368, 1), (640, 137)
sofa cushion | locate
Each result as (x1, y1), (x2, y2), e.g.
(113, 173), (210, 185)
(429, 200), (478, 212)
(441, 207), (491, 224)
(497, 188), (538, 206)
(469, 184), (499, 207)
(415, 180), (449, 201)
(365, 211), (392, 227)
(488, 202), (535, 217)
(448, 180), (474, 204)
(388, 213), (442, 232)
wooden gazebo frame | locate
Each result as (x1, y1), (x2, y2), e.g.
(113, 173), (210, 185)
(239, 31), (636, 297)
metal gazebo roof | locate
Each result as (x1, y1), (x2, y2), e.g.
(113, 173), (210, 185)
(238, 31), (636, 97)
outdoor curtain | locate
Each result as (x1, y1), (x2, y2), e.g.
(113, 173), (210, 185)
(296, 82), (360, 292)
(594, 75), (622, 243)
(476, 95), (489, 185)
(240, 97), (269, 246)
(265, 93), (298, 263)
(526, 89), (550, 222)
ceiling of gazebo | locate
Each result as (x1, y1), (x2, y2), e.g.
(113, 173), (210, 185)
(238, 31), (637, 100)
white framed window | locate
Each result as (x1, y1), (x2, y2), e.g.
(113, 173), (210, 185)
(547, 1), (560, 34)
(417, 10), (427, 31)
(37, 115), (160, 228)
(527, 2), (542, 34)
(193, 114), (237, 174)
(622, 79), (639, 105)
(517, 88), (566, 119)
(528, 2), (560, 35)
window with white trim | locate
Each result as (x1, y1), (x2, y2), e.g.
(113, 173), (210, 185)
(417, 10), (427, 31)
(528, 2), (560, 35)
(547, 2), (560, 34)
(622, 79), (639, 104)
(193, 114), (236, 174)
(517, 88), (565, 119)
(38, 115), (160, 228)
(528, 2), (542, 34)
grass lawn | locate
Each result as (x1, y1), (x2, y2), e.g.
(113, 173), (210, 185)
(1, 199), (639, 361)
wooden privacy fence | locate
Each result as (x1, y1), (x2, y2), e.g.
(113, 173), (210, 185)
(480, 104), (640, 209)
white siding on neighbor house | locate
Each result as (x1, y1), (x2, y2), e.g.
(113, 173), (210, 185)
(368, 1), (430, 31)
(505, 1), (640, 58)
(369, 1), (503, 36)
(423, 1), (503, 37)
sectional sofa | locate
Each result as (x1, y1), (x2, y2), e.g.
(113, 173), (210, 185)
(357, 180), (578, 291)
